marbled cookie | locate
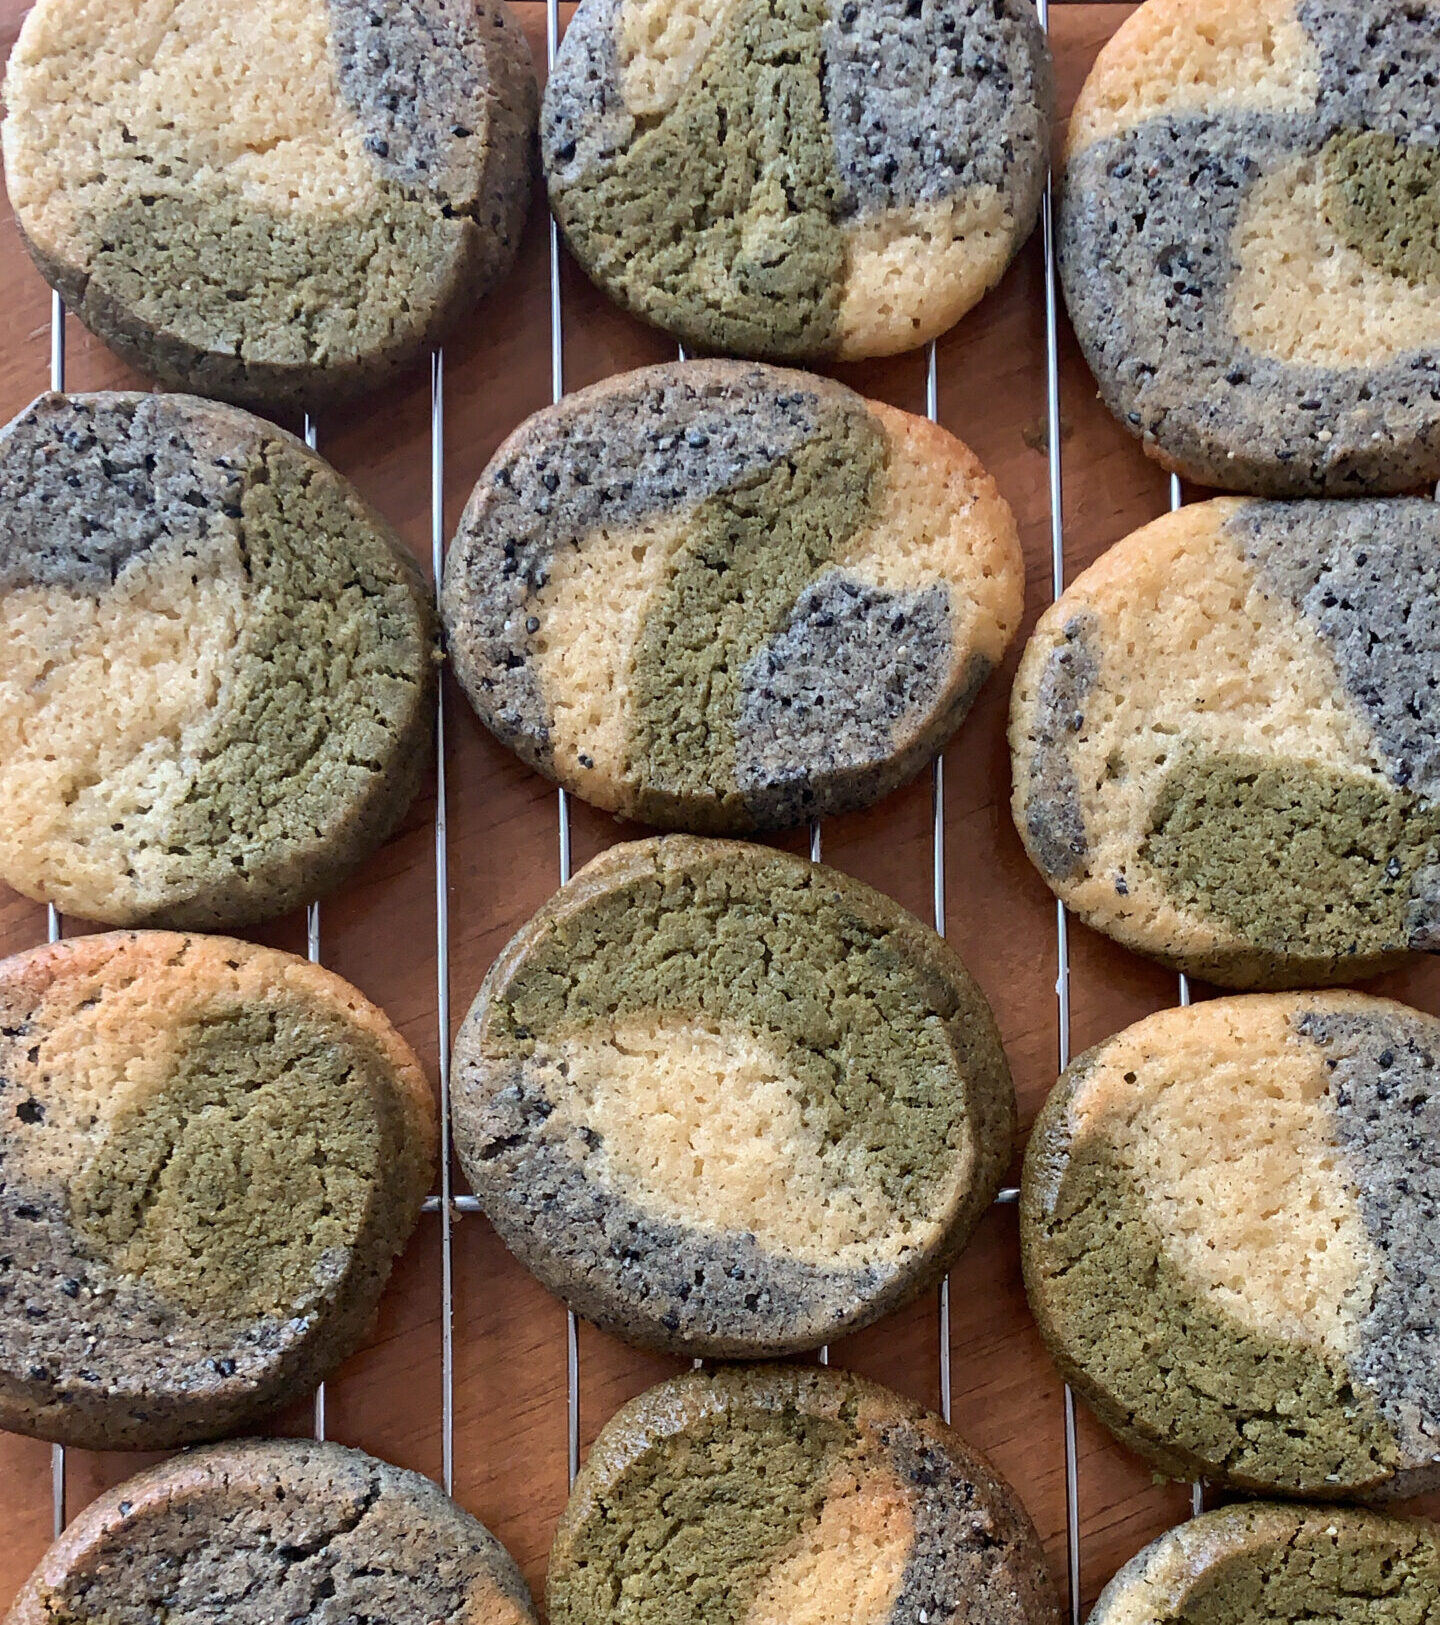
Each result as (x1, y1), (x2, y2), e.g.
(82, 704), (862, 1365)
(549, 1366), (1061, 1625)
(6, 1439), (536, 1625)
(1088, 1505), (1440, 1625)
(1061, 0), (1440, 495)
(442, 361), (1022, 833)
(0, 391), (435, 930)
(452, 836), (1014, 1357)
(2, 0), (536, 411)
(1009, 497), (1440, 988)
(1022, 993), (1440, 1499)
(0, 931), (435, 1451)
(541, 0), (1051, 361)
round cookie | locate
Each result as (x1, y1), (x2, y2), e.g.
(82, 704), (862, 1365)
(541, 0), (1051, 362)
(1008, 496), (1440, 989)
(442, 360), (1023, 834)
(0, 930), (436, 1451)
(1060, 0), (1440, 495)
(2, 0), (536, 412)
(451, 835), (1014, 1357)
(1088, 1505), (1440, 1625)
(548, 1365), (1061, 1625)
(0, 391), (436, 930)
(1021, 992), (1440, 1500)
(6, 1439), (536, 1625)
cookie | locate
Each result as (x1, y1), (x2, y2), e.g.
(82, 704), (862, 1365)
(1060, 0), (1440, 495)
(442, 360), (1023, 834)
(451, 835), (1014, 1357)
(541, 0), (1051, 361)
(1088, 1504), (1440, 1625)
(0, 391), (435, 930)
(5, 1438), (536, 1625)
(2, 0), (536, 412)
(1022, 992), (1440, 1499)
(0, 930), (435, 1451)
(1008, 496), (1440, 989)
(548, 1366), (1060, 1625)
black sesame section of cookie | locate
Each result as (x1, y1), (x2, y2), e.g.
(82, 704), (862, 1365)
(1306, 0), (1440, 144)
(879, 1412), (1059, 1625)
(1297, 1004), (1440, 1486)
(734, 578), (965, 825)
(329, 0), (536, 218)
(1019, 612), (1098, 881)
(821, 0), (1051, 220)
(539, 0), (631, 191)
(1230, 499), (1440, 800)
(0, 393), (251, 594)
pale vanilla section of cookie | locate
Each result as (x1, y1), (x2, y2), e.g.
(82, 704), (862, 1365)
(443, 360), (1022, 834)
(541, 0), (1051, 361)
(6, 1441), (535, 1625)
(548, 1367), (1060, 1625)
(0, 391), (434, 930)
(1087, 1505), (1440, 1625)
(1022, 993), (1440, 1499)
(1060, 0), (1440, 494)
(1009, 496), (1440, 988)
(0, 931), (435, 1451)
(451, 836), (1015, 1357)
(2, 0), (536, 410)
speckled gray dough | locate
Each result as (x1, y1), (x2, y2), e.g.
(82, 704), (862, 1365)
(1298, 1004), (1440, 1485)
(1060, 0), (1440, 494)
(442, 364), (965, 830)
(6, 1440), (537, 1625)
(544, 0), (1051, 217)
(1026, 499), (1440, 949)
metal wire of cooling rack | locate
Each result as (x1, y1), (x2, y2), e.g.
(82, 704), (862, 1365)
(33, 6), (1117, 1617)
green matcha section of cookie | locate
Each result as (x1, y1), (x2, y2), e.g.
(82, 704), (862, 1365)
(66, 1002), (398, 1323)
(628, 400), (886, 808)
(1031, 1071), (1400, 1493)
(1140, 754), (1438, 961)
(154, 438), (427, 882)
(1321, 129), (1440, 289)
(555, 0), (846, 357)
(494, 862), (969, 1234)
(551, 1405), (851, 1625)
(88, 188), (464, 371)
(1174, 1517), (1440, 1623)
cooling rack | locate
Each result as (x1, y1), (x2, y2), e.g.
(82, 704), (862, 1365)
(3, 4), (1439, 1621)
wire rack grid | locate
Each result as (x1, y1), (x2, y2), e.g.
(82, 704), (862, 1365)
(34, 4), (1189, 1620)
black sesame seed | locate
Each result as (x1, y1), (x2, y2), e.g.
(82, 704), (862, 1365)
(14, 1098), (43, 1124)
(364, 136), (390, 158)
(525, 616), (540, 634)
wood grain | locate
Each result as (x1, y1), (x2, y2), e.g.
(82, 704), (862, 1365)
(0, 2), (1435, 1617)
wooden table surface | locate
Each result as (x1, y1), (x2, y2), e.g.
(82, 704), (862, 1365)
(0, 2), (1436, 1616)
